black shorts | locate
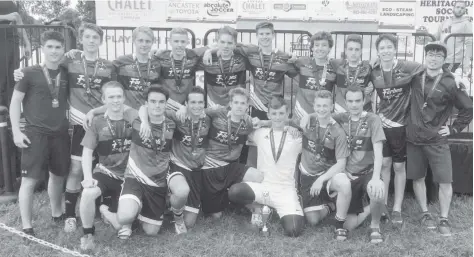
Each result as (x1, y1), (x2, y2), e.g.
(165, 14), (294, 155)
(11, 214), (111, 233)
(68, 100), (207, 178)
(20, 130), (70, 180)
(406, 142), (453, 183)
(120, 177), (167, 226)
(93, 172), (122, 213)
(70, 125), (85, 160)
(201, 162), (250, 214)
(382, 127), (407, 163)
(169, 162), (202, 214)
(348, 171), (372, 214)
(250, 107), (268, 120)
(299, 170), (335, 213)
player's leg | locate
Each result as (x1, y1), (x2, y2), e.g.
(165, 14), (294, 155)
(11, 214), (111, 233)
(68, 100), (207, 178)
(117, 178), (143, 239)
(367, 175), (385, 244)
(271, 185), (305, 237)
(242, 167), (264, 183)
(49, 132), (71, 221)
(167, 169), (190, 234)
(280, 215), (304, 237)
(327, 173), (352, 240)
(176, 166), (203, 229)
(390, 127), (407, 223)
(137, 185), (167, 236)
(380, 130), (392, 217)
(99, 176), (126, 231)
(79, 182), (102, 251)
(299, 172), (330, 226)
(48, 172), (66, 220)
(343, 174), (371, 231)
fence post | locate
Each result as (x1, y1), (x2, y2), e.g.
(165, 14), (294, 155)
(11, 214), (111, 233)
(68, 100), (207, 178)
(0, 106), (17, 203)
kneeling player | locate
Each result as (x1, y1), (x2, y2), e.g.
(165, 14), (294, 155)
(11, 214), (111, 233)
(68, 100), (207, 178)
(298, 90), (351, 240)
(79, 82), (136, 250)
(228, 96), (304, 237)
(334, 86), (386, 243)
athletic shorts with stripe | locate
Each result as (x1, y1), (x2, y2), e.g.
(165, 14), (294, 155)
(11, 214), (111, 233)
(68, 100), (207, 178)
(298, 166), (336, 213)
(168, 162), (202, 214)
(120, 177), (167, 226)
(201, 161), (249, 214)
(93, 172), (122, 213)
(348, 170), (372, 214)
(246, 182), (303, 217)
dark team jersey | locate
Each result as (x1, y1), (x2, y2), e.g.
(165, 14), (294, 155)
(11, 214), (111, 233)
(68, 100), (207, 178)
(407, 70), (473, 145)
(64, 52), (117, 125)
(81, 108), (137, 179)
(292, 57), (336, 119)
(168, 111), (211, 170)
(203, 107), (253, 168)
(113, 54), (161, 110)
(371, 60), (423, 128)
(333, 112), (385, 175)
(332, 59), (372, 113)
(156, 48), (207, 111)
(236, 44), (298, 112)
(300, 116), (350, 176)
(202, 52), (247, 107)
(126, 115), (176, 187)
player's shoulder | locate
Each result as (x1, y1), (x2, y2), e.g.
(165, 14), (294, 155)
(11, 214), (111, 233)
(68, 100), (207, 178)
(330, 58), (345, 67)
(398, 59), (422, 72)
(99, 58), (114, 66)
(124, 108), (139, 120)
(439, 70), (456, 89)
(156, 50), (172, 60)
(185, 48), (200, 59)
(22, 65), (41, 75)
(114, 54), (134, 65)
(329, 119), (346, 136)
(332, 112), (349, 124)
(364, 112), (382, 125)
(276, 49), (292, 59)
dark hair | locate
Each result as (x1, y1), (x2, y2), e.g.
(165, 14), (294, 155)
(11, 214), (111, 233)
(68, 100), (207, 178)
(145, 85), (169, 101)
(217, 26), (237, 43)
(344, 85), (365, 100)
(101, 81), (124, 95)
(229, 87), (250, 102)
(186, 86), (205, 102)
(344, 34), (363, 49)
(78, 22), (104, 43)
(314, 90), (333, 102)
(268, 95), (288, 111)
(375, 34), (397, 50)
(255, 21), (274, 33)
(41, 31), (65, 45)
(310, 31), (334, 49)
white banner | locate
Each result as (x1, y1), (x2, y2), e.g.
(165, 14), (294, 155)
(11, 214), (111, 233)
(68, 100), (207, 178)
(379, 1), (416, 30)
(237, 0), (271, 19)
(415, 0), (474, 33)
(96, 0), (167, 27)
(270, 1), (308, 20)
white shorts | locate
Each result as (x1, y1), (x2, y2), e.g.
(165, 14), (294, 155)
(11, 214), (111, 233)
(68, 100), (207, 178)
(246, 182), (303, 217)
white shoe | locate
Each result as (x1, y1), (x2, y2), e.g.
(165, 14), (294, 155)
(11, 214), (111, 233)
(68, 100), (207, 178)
(99, 205), (111, 225)
(64, 217), (77, 233)
(174, 215), (187, 235)
(117, 225), (132, 240)
(80, 234), (95, 250)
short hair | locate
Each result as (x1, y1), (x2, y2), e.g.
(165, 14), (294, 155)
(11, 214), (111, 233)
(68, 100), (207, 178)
(268, 95), (288, 111)
(217, 26), (237, 43)
(145, 85), (169, 101)
(255, 21), (274, 33)
(314, 90), (333, 102)
(78, 22), (104, 43)
(132, 26), (155, 42)
(41, 31), (65, 46)
(310, 31), (334, 49)
(170, 27), (188, 39)
(229, 87), (250, 102)
(186, 86), (205, 102)
(454, 0), (466, 6)
(101, 81), (124, 95)
(344, 34), (363, 49)
(344, 85), (365, 100)
(375, 34), (398, 50)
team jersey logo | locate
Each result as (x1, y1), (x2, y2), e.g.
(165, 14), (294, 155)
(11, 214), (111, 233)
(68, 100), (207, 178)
(141, 137), (167, 149)
(77, 75), (103, 89)
(215, 131), (238, 144)
(129, 78), (150, 92)
(181, 135), (205, 146)
(111, 138), (132, 153)
(254, 68), (275, 80)
(305, 77), (322, 90)
(382, 87), (403, 100)
(216, 74), (237, 86)
(168, 68), (191, 78)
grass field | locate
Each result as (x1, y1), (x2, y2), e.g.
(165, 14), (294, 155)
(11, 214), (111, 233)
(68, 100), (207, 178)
(0, 192), (472, 257)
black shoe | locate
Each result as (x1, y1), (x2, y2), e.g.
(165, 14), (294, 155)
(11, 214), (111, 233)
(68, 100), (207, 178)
(52, 213), (66, 223)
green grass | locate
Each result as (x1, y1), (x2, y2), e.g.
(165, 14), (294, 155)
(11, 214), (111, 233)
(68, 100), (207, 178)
(0, 193), (472, 257)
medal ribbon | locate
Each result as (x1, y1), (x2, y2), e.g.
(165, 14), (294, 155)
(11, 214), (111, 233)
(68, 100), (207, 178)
(311, 58), (328, 86)
(258, 50), (275, 81)
(421, 72), (442, 110)
(315, 120), (331, 158)
(150, 120), (167, 155)
(82, 56), (99, 94)
(134, 55), (152, 86)
(170, 53), (187, 91)
(218, 55), (236, 88)
(345, 61), (362, 87)
(41, 64), (61, 104)
(190, 119), (203, 153)
(347, 112), (366, 151)
(270, 129), (287, 163)
(227, 117), (244, 152)
(106, 117), (126, 141)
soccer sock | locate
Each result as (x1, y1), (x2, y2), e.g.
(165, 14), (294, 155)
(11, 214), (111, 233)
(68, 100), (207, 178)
(334, 215), (346, 229)
(65, 191), (81, 218)
(83, 226), (95, 235)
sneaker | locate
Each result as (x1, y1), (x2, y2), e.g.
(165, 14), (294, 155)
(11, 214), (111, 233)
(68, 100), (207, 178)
(380, 213), (390, 224)
(117, 225), (132, 240)
(334, 228), (348, 241)
(438, 218), (452, 237)
(369, 228), (383, 244)
(420, 212), (437, 230)
(52, 214), (65, 224)
(391, 211), (403, 224)
(250, 213), (263, 228)
(174, 215), (187, 235)
(80, 234), (95, 250)
(99, 205), (111, 225)
(64, 217), (77, 233)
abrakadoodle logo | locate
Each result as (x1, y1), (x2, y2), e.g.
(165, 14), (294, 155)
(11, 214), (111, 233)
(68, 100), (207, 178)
(204, 0), (234, 16)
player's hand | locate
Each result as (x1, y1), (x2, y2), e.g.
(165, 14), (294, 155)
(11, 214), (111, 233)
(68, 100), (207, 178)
(13, 130), (31, 148)
(23, 40), (31, 60)
(299, 114), (310, 129)
(81, 179), (98, 188)
(252, 117), (261, 128)
(13, 68), (24, 82)
(367, 178), (385, 201)
(4, 12), (21, 22)
(65, 49), (82, 59)
(364, 82), (374, 95)
(438, 125), (451, 137)
(83, 110), (95, 130)
(140, 120), (152, 140)
(310, 177), (324, 196)
(176, 105), (188, 123)
(345, 171), (358, 181)
(286, 126), (301, 139)
(203, 49), (213, 66)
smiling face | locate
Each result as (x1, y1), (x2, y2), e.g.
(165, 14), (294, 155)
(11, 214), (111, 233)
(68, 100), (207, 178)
(42, 39), (65, 64)
(312, 39), (331, 60)
(229, 94), (249, 117)
(186, 92), (205, 117)
(313, 97), (333, 120)
(256, 27), (274, 48)
(102, 86), (125, 113)
(218, 33), (236, 58)
(377, 39), (397, 63)
(267, 105), (288, 129)
(425, 49), (445, 71)
(170, 33), (189, 56)
(80, 28), (101, 54)
(134, 32), (153, 56)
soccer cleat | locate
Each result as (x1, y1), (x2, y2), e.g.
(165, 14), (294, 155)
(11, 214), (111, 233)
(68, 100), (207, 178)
(117, 225), (132, 240)
(174, 215), (188, 235)
(64, 217), (77, 233)
(80, 234), (95, 250)
(369, 228), (384, 244)
(438, 218), (452, 237)
(250, 213), (264, 228)
(99, 205), (111, 225)
(391, 211), (403, 224)
(334, 228), (348, 241)
(420, 212), (437, 230)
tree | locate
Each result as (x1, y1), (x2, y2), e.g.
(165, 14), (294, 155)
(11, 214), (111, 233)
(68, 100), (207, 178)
(76, 0), (96, 24)
(22, 0), (71, 22)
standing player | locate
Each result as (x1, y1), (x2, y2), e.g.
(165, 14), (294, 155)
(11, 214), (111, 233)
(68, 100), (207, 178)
(371, 34), (423, 223)
(10, 31), (69, 236)
(407, 42), (473, 236)
(79, 81), (136, 250)
(228, 96), (304, 237)
(334, 85), (386, 243)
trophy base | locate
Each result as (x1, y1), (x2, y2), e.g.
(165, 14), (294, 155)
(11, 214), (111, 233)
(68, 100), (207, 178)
(260, 228), (270, 237)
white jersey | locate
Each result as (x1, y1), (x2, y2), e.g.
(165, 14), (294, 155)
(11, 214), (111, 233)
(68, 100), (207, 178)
(250, 128), (302, 188)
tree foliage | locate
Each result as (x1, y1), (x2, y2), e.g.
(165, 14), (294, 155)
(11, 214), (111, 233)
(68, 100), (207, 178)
(22, 0), (71, 22)
(76, 0), (96, 24)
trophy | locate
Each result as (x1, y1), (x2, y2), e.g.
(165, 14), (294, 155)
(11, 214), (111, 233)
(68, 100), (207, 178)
(261, 190), (271, 236)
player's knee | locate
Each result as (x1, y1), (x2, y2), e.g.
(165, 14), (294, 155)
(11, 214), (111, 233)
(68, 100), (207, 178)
(281, 215), (304, 237)
(392, 162), (405, 173)
(69, 160), (83, 178)
(332, 173), (351, 195)
(20, 177), (38, 190)
(228, 183), (255, 205)
(81, 187), (101, 203)
(142, 223), (160, 236)
(171, 182), (190, 200)
(382, 158), (392, 170)
(439, 183), (452, 192)
(305, 212), (323, 226)
(117, 211), (136, 225)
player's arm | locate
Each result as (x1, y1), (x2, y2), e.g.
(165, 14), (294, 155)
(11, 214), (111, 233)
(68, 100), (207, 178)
(448, 85), (473, 134)
(83, 104), (131, 130)
(9, 89), (30, 148)
(367, 117), (386, 200)
(80, 122), (99, 188)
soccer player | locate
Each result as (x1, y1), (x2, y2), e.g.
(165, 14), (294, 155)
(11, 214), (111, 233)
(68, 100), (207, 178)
(79, 81), (136, 250)
(116, 86), (178, 237)
(406, 42), (473, 236)
(10, 31), (69, 236)
(333, 85), (386, 243)
(228, 95), (304, 237)
(298, 90), (352, 241)
(331, 34), (373, 113)
(292, 31), (336, 120)
(371, 34), (423, 224)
